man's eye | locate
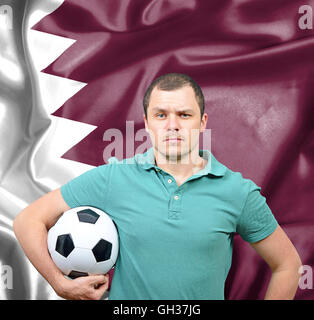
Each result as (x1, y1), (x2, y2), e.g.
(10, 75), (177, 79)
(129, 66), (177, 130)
(156, 114), (165, 118)
(181, 114), (190, 118)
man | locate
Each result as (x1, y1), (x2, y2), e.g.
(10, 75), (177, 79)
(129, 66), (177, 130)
(14, 73), (302, 300)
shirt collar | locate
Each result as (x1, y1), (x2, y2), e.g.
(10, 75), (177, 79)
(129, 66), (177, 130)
(135, 147), (226, 177)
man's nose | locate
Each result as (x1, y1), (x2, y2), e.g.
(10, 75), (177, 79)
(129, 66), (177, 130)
(165, 114), (180, 130)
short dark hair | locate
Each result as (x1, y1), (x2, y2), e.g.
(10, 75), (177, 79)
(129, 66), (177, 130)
(143, 73), (204, 119)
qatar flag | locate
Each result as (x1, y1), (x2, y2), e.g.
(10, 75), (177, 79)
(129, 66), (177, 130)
(1, 0), (314, 300)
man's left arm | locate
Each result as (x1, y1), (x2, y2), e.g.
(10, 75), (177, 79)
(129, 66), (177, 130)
(250, 225), (302, 300)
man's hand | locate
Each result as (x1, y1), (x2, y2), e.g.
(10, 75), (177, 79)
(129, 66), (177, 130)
(56, 273), (110, 300)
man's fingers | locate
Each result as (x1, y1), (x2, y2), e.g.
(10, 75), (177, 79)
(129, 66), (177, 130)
(95, 280), (109, 292)
(93, 275), (109, 299)
(90, 273), (109, 285)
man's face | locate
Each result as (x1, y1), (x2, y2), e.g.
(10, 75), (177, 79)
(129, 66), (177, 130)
(144, 85), (207, 162)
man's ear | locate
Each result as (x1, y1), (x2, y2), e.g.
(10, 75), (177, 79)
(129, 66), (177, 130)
(200, 113), (208, 133)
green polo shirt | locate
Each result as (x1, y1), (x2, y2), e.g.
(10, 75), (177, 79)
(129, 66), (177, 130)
(60, 147), (278, 300)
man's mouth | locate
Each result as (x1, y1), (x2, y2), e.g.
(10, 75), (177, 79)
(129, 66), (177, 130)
(164, 137), (183, 141)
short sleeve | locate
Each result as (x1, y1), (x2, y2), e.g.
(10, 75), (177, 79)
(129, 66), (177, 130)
(236, 181), (278, 243)
(60, 164), (111, 212)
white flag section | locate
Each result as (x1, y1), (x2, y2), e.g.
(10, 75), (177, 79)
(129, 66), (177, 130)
(0, 0), (99, 299)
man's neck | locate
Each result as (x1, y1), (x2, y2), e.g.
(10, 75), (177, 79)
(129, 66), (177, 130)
(154, 149), (207, 178)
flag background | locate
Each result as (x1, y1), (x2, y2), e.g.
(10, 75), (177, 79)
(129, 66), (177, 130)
(1, 0), (314, 299)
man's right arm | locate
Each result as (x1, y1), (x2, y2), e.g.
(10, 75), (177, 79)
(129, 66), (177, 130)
(13, 188), (109, 300)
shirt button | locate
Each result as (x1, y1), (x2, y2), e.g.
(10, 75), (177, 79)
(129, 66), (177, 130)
(168, 179), (172, 184)
(174, 195), (179, 200)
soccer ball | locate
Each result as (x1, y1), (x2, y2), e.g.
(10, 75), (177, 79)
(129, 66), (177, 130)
(47, 206), (119, 279)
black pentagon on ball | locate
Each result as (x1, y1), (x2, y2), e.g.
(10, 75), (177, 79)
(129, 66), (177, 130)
(68, 270), (89, 279)
(55, 234), (74, 257)
(92, 239), (112, 262)
(77, 208), (100, 224)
